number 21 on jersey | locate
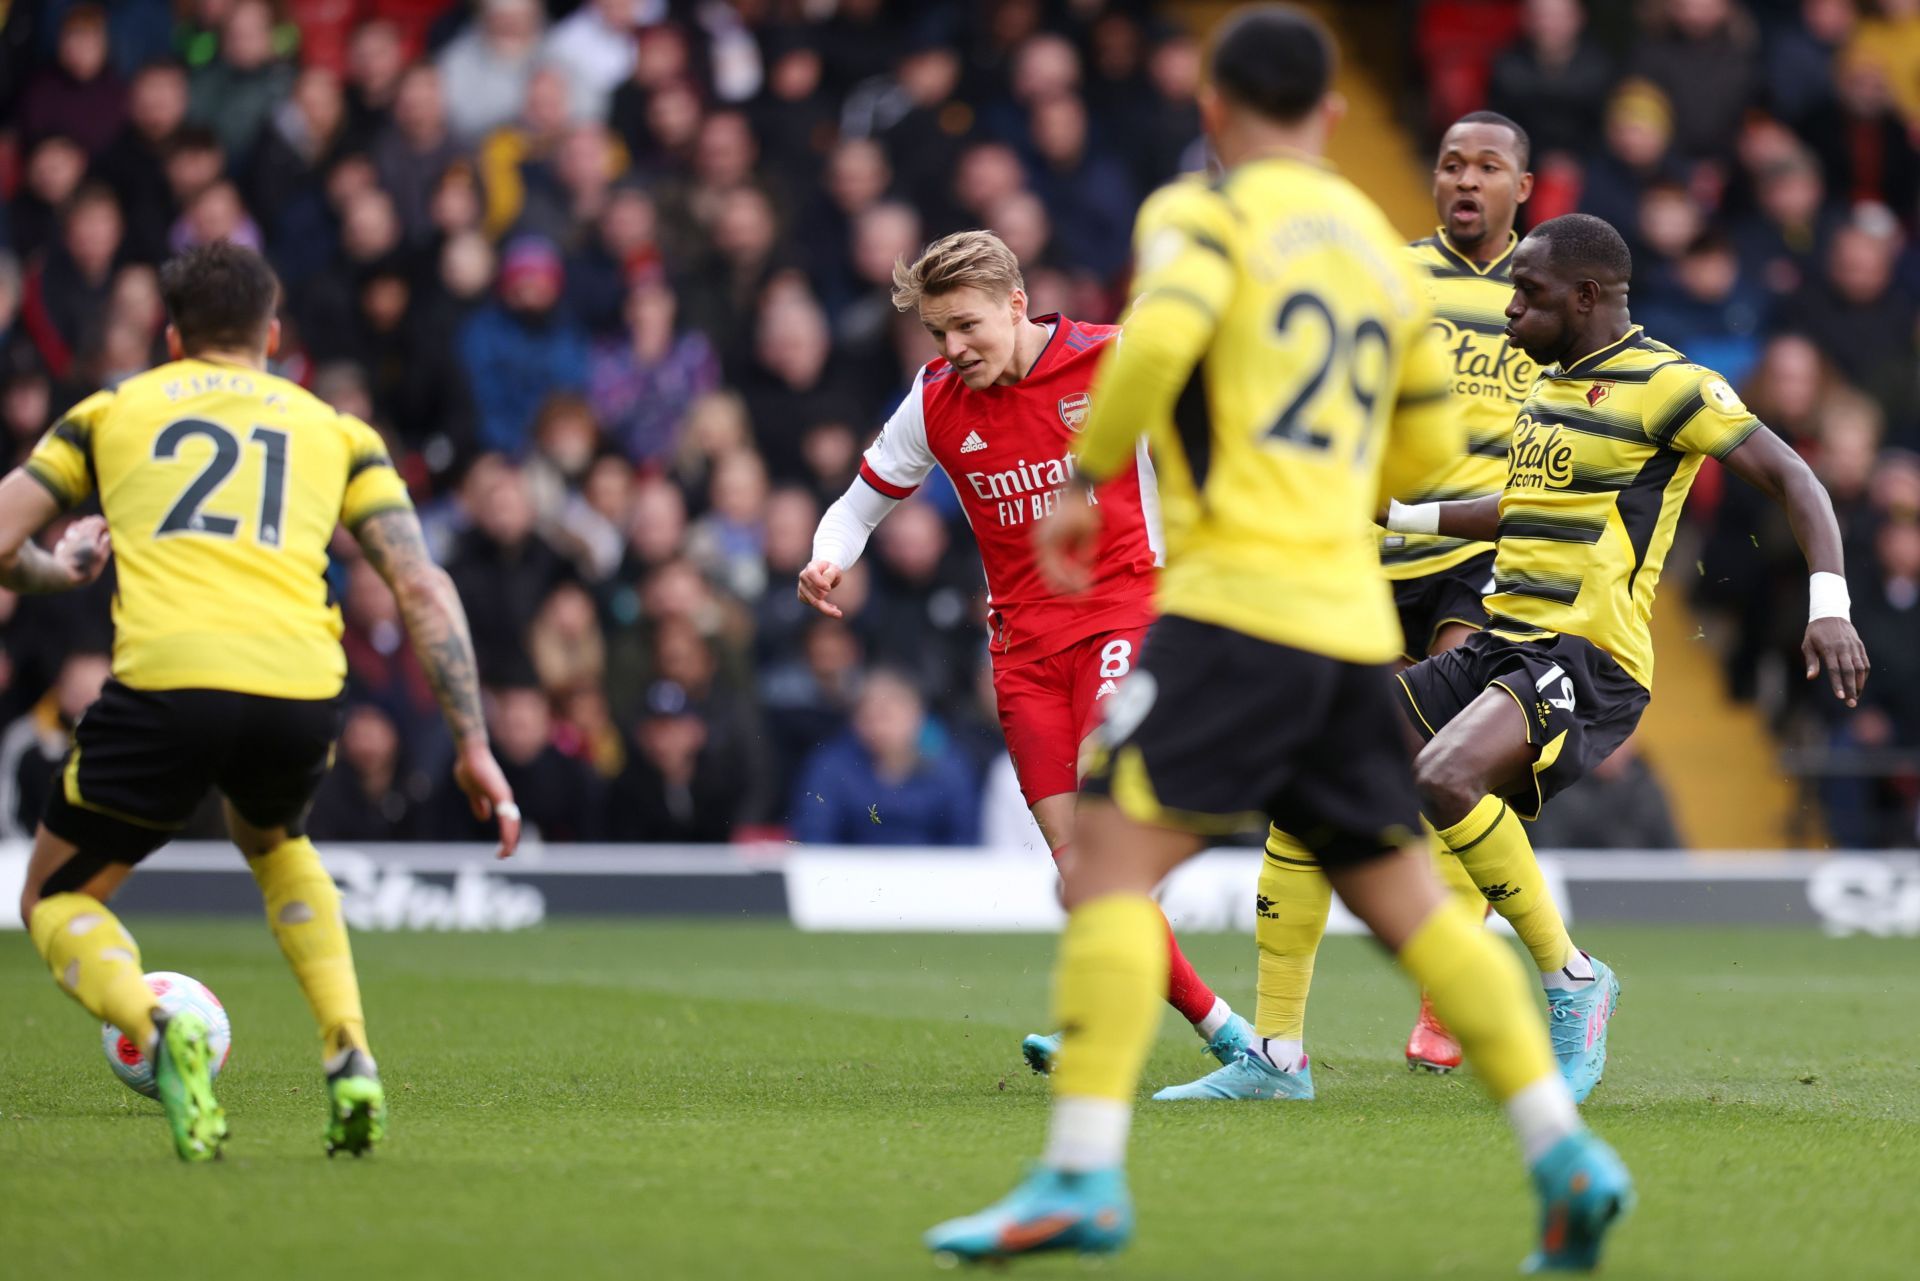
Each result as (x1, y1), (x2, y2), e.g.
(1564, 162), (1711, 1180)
(153, 418), (291, 547)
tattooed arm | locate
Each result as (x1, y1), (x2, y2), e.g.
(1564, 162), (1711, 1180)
(354, 507), (522, 857)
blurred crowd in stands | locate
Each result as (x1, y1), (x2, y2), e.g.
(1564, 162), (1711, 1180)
(0, 0), (1912, 847)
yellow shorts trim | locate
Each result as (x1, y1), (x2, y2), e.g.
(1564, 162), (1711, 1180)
(1106, 745), (1266, 837)
(62, 746), (188, 833)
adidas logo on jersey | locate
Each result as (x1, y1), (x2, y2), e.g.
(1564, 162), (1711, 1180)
(1095, 679), (1119, 699)
(959, 430), (989, 454)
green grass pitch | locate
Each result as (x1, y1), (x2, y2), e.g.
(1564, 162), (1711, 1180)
(3, 922), (1916, 1279)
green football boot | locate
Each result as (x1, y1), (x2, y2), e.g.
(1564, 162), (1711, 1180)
(152, 1008), (228, 1162)
(325, 1048), (387, 1158)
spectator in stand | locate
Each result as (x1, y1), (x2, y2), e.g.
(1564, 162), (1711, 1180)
(445, 456), (578, 682)
(528, 582), (608, 704)
(738, 294), (864, 482)
(1779, 209), (1918, 435)
(306, 705), (424, 842)
(1488, 0), (1614, 165)
(983, 32), (1081, 148)
(1580, 79), (1685, 242)
(949, 141), (1025, 232)
(1800, 45), (1920, 216)
(542, 123), (628, 252)
(752, 29), (841, 202)
(94, 61), (189, 265)
(21, 185), (124, 382)
(588, 272), (721, 469)
(19, 4), (126, 156)
(1637, 231), (1766, 385)
(789, 667), (980, 846)
(1734, 148), (1840, 301)
(1766, 0), (1858, 127)
(566, 183), (662, 335)
(543, 0), (645, 122)
(247, 65), (349, 242)
(607, 679), (745, 842)
(372, 63), (464, 247)
(866, 499), (984, 713)
(1134, 31), (1205, 190)
(1850, 0), (1920, 128)
(438, 0), (547, 146)
(1629, 0), (1759, 165)
(437, 683), (602, 842)
(682, 185), (786, 367)
(2, 363), (51, 473)
(1023, 92), (1135, 280)
(342, 20), (407, 151)
(478, 64), (578, 240)
(457, 234), (589, 457)
(799, 138), (894, 307)
(172, 178), (263, 253)
(187, 0), (295, 159)
(688, 448), (771, 603)
(1823, 515), (1920, 846)
(866, 36), (972, 224)
(0, 648), (109, 840)
(833, 201), (922, 399)
(10, 136), (89, 265)
(0, 255), (22, 376)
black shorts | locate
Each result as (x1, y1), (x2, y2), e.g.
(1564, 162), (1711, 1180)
(1079, 615), (1424, 866)
(1392, 551), (1495, 661)
(42, 679), (343, 884)
(1397, 629), (1649, 820)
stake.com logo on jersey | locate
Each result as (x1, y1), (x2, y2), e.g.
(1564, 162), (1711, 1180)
(963, 451), (1098, 527)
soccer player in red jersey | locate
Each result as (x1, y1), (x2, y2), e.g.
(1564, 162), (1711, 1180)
(798, 231), (1250, 1069)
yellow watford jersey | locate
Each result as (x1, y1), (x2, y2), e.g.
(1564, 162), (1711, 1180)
(1077, 157), (1462, 665)
(25, 359), (413, 698)
(1487, 327), (1760, 690)
(1381, 229), (1537, 580)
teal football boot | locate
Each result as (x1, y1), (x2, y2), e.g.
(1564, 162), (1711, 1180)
(1548, 955), (1621, 1103)
(926, 1165), (1131, 1263)
(1522, 1131), (1634, 1272)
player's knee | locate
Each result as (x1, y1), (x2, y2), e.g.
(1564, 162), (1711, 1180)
(1412, 746), (1483, 825)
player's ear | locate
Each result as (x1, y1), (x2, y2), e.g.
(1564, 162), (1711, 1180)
(1516, 168), (1536, 205)
(1007, 287), (1028, 324)
(164, 325), (183, 360)
(1197, 83), (1224, 142)
(264, 317), (282, 358)
(1319, 90), (1347, 137)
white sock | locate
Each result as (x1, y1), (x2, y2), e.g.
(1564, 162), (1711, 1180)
(1245, 1036), (1306, 1074)
(1043, 1096), (1131, 1172)
(1505, 1075), (1583, 1166)
(1541, 950), (1597, 990)
(1194, 997), (1234, 1040)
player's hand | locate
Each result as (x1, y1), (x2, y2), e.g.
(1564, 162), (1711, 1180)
(51, 516), (111, 586)
(454, 739), (522, 859)
(1803, 616), (1870, 708)
(1034, 495), (1101, 595)
(797, 558), (845, 618)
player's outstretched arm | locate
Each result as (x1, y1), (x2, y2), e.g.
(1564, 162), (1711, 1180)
(0, 470), (110, 594)
(801, 480), (899, 617)
(1719, 425), (1870, 707)
(355, 507), (522, 857)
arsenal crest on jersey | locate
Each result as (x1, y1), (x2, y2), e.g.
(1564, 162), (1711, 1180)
(1058, 392), (1091, 429)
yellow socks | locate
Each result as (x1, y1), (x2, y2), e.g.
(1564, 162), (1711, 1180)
(28, 892), (158, 1051)
(1433, 838), (1486, 920)
(1045, 893), (1166, 1170)
(1254, 828), (1331, 1043)
(250, 837), (369, 1060)
(1398, 897), (1559, 1102)
(1434, 796), (1576, 974)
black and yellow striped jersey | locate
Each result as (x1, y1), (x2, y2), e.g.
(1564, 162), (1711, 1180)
(1076, 157), (1461, 665)
(1486, 326), (1760, 690)
(1382, 229), (1538, 580)
(25, 359), (413, 699)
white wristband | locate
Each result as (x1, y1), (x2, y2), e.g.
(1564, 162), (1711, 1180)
(1808, 571), (1850, 623)
(1386, 499), (1441, 535)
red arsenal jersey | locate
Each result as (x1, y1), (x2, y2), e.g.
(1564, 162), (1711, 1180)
(857, 315), (1161, 666)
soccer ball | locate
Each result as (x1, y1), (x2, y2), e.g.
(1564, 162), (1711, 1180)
(101, 971), (232, 1100)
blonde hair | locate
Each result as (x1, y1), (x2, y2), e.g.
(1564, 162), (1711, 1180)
(890, 230), (1025, 311)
